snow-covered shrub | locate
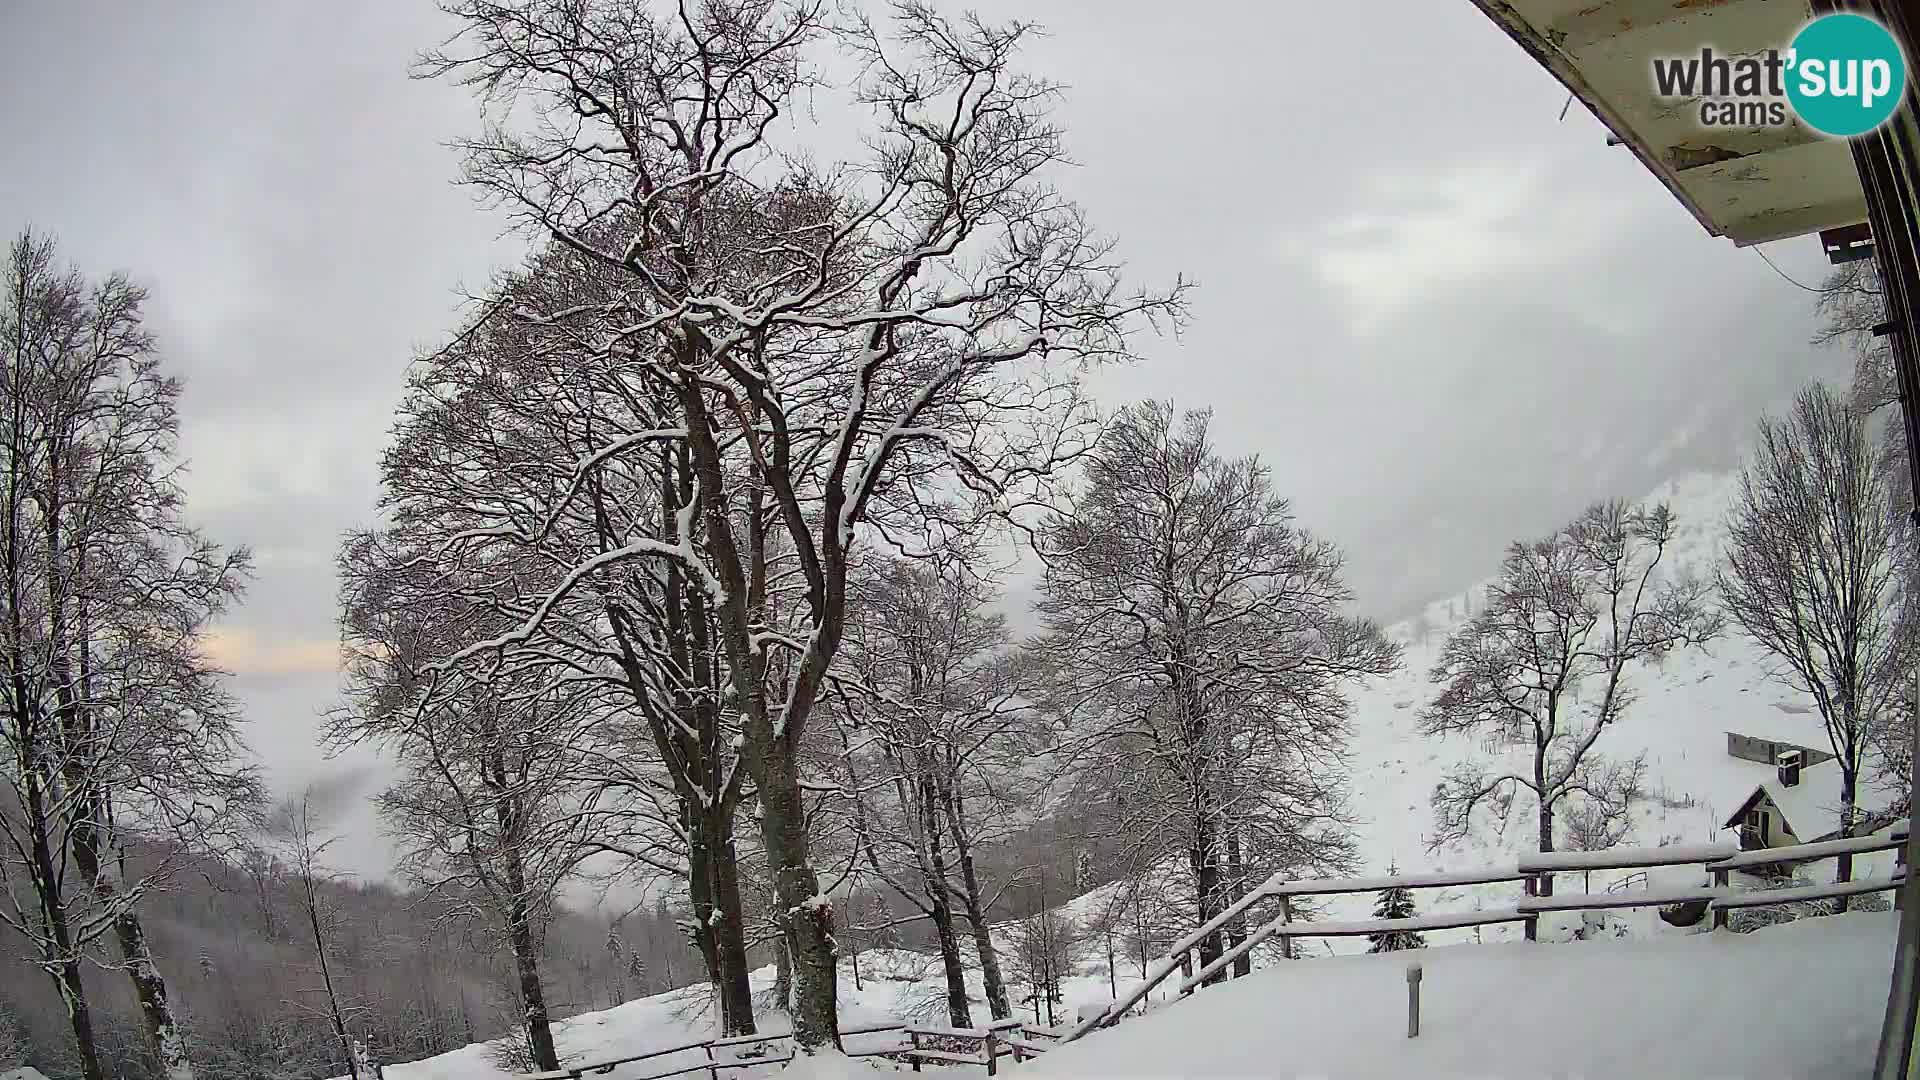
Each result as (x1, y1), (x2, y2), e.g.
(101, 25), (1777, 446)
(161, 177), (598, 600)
(485, 1024), (535, 1074)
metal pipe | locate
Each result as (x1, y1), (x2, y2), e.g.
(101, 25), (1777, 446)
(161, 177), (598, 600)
(1406, 963), (1423, 1039)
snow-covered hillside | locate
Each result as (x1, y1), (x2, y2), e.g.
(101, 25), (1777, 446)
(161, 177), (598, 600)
(367, 467), (1904, 1080)
(1328, 469), (1894, 946)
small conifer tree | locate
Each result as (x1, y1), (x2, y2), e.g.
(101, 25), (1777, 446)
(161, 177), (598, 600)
(1367, 864), (1427, 953)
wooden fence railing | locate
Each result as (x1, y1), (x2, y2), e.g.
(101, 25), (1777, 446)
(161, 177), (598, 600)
(514, 1015), (1057, 1080)
(1057, 826), (1912, 1046)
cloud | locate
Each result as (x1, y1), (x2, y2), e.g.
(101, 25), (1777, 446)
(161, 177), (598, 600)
(205, 626), (342, 678)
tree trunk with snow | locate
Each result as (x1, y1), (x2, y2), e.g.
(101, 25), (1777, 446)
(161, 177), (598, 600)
(500, 824), (559, 1072)
(947, 815), (1012, 1020)
(754, 732), (839, 1052)
(23, 770), (105, 1080)
(1225, 829), (1251, 978)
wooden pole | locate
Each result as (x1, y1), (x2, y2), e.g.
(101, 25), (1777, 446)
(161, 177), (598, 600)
(1405, 962), (1422, 1039)
(1279, 895), (1296, 960)
(1523, 874), (1539, 941)
(1712, 867), (1730, 930)
(909, 1031), (921, 1073)
(984, 1030), (998, 1077)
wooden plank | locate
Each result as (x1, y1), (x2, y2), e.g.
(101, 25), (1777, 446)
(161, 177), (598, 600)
(1713, 872), (1907, 910)
(710, 1032), (786, 1049)
(1711, 831), (1910, 872)
(903, 1049), (988, 1066)
(712, 1057), (793, 1073)
(1002, 1037), (1053, 1054)
(1271, 907), (1532, 938)
(1271, 866), (1528, 897)
(905, 1025), (990, 1039)
(1517, 886), (1722, 914)
(1518, 842), (1738, 873)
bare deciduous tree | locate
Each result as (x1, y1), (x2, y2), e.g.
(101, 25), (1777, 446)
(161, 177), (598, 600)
(1035, 401), (1395, 982)
(0, 229), (259, 1080)
(1422, 501), (1719, 889)
(269, 792), (371, 1080)
(1721, 383), (1911, 893)
(837, 553), (1035, 1024)
(416, 0), (1183, 1050)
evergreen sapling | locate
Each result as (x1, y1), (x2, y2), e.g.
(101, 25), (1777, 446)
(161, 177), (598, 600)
(1367, 865), (1427, 953)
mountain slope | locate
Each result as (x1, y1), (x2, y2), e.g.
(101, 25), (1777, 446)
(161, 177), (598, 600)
(1328, 469), (1894, 944)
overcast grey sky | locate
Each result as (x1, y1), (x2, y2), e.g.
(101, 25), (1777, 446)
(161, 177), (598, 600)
(0, 1), (1849, 876)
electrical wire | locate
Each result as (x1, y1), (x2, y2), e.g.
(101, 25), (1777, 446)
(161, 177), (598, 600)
(1753, 245), (1829, 293)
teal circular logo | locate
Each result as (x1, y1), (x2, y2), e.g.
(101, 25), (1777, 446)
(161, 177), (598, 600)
(1786, 13), (1907, 137)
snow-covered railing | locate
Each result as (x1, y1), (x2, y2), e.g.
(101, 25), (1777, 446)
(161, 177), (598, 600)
(902, 1017), (1024, 1075)
(1516, 841), (1738, 874)
(521, 1016), (1053, 1080)
(1712, 869), (1906, 909)
(1709, 827), (1909, 873)
(518, 1021), (913, 1080)
(1052, 826), (1915, 1049)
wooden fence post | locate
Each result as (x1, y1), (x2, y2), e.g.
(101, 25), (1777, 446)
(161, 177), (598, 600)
(1523, 874), (1538, 941)
(909, 1030), (921, 1073)
(1179, 949), (1194, 996)
(1279, 894), (1296, 960)
(984, 1030), (998, 1077)
(1899, 838), (1911, 911)
(703, 1042), (717, 1080)
(1712, 866), (1730, 930)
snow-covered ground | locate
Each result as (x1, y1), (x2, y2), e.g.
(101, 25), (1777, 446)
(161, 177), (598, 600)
(368, 467), (1906, 1080)
(376, 913), (1904, 1080)
(1025, 911), (1901, 1079)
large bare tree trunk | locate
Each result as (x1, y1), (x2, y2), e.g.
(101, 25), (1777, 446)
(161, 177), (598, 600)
(754, 736), (838, 1051)
(505, 885), (559, 1072)
(944, 795), (1011, 1019)
(688, 816), (756, 1034)
(1225, 828), (1251, 979)
(709, 833), (758, 1033)
(1188, 838), (1224, 985)
(495, 807), (556, 1068)
(1839, 766), (1860, 912)
(919, 779), (973, 1029)
(71, 825), (192, 1080)
(1535, 749), (1556, 898)
(24, 768), (105, 1080)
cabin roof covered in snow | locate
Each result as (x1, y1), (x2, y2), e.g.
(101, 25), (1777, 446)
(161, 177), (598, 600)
(1722, 759), (1868, 841)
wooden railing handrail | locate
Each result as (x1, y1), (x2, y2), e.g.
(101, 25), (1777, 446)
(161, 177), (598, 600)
(1710, 828), (1910, 871)
(1055, 824), (1915, 1048)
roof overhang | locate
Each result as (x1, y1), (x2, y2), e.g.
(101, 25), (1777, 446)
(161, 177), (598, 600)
(1469, 0), (1869, 246)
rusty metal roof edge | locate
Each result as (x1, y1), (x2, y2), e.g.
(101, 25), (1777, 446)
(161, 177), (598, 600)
(1465, 0), (1732, 241)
